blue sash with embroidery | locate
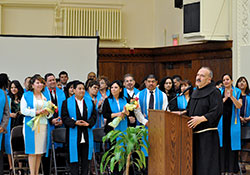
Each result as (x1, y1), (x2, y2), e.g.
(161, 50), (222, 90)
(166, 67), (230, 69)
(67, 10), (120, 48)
(67, 95), (94, 162)
(23, 91), (51, 156)
(218, 87), (241, 150)
(0, 89), (6, 151)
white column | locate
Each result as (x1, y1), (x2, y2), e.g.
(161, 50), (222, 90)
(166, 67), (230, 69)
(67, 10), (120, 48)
(232, 0), (249, 80)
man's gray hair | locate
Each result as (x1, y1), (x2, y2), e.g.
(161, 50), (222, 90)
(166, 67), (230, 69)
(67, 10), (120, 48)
(201, 67), (213, 78)
(124, 73), (134, 80)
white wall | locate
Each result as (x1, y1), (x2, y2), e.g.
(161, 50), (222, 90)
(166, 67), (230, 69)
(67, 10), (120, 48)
(2, 0), (249, 80)
(154, 0), (187, 47)
(0, 0), (155, 48)
(2, 6), (55, 35)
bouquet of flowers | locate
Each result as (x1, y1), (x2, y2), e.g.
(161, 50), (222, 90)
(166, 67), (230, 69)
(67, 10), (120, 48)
(108, 97), (139, 129)
(27, 101), (58, 131)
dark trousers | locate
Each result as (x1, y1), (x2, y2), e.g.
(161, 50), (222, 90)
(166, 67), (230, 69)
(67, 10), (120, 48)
(0, 151), (3, 175)
(69, 143), (89, 175)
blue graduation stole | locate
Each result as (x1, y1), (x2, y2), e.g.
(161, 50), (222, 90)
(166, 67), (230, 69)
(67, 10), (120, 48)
(0, 89), (6, 151)
(85, 91), (104, 128)
(43, 86), (65, 118)
(108, 97), (128, 132)
(218, 86), (241, 150)
(138, 87), (164, 157)
(177, 94), (188, 110)
(84, 91), (91, 99)
(23, 91), (51, 156)
(43, 87), (66, 148)
(123, 88), (140, 99)
(94, 95), (104, 129)
(67, 95), (94, 163)
(4, 95), (11, 154)
(139, 87), (164, 119)
(97, 90), (110, 99)
(95, 90), (110, 128)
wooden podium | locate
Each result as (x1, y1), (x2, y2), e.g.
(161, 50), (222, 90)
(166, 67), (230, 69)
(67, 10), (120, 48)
(148, 110), (193, 175)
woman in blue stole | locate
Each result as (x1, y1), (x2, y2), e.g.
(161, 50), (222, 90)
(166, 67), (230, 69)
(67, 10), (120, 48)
(218, 74), (242, 174)
(103, 80), (128, 134)
(236, 76), (250, 172)
(102, 80), (128, 174)
(61, 81), (96, 175)
(97, 76), (110, 127)
(20, 75), (52, 175)
(5, 80), (24, 174)
(159, 76), (177, 110)
(0, 73), (10, 175)
(176, 80), (193, 111)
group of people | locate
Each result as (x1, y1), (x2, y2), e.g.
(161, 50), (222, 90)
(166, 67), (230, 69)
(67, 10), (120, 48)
(0, 67), (249, 175)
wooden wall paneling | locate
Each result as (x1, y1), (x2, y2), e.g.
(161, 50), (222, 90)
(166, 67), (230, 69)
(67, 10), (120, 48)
(128, 62), (155, 84)
(98, 62), (122, 82)
(200, 58), (232, 82)
(154, 62), (166, 82)
(99, 41), (232, 86)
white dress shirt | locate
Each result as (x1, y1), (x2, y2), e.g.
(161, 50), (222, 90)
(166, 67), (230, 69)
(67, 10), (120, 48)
(134, 88), (168, 125)
(126, 89), (135, 98)
(75, 97), (85, 143)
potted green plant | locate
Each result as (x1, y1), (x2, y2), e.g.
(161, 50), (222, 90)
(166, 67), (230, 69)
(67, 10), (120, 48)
(100, 126), (149, 175)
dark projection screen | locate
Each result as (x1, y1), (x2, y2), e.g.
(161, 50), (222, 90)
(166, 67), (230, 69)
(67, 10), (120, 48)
(184, 2), (200, 34)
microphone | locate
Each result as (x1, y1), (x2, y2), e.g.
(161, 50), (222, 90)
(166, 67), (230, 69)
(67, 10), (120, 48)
(179, 86), (192, 96)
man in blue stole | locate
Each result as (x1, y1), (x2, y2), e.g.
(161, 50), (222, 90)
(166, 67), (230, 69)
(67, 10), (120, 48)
(123, 74), (140, 127)
(43, 73), (66, 127)
(42, 73), (66, 174)
(136, 74), (168, 121)
(0, 73), (10, 175)
(136, 74), (168, 173)
(61, 81), (96, 175)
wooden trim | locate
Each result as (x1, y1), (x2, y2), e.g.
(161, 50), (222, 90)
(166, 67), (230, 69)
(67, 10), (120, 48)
(98, 41), (232, 84)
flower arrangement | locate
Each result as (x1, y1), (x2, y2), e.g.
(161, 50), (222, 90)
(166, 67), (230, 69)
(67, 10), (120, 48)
(27, 101), (57, 131)
(108, 97), (139, 129)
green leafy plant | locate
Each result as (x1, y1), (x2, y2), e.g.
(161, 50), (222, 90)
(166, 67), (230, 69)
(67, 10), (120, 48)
(100, 126), (149, 175)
